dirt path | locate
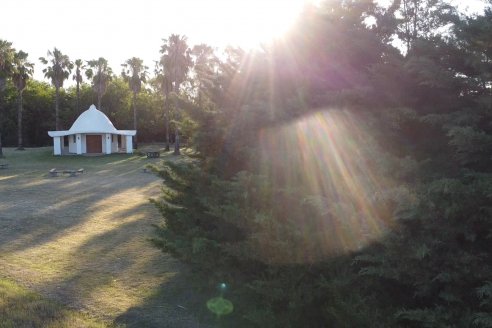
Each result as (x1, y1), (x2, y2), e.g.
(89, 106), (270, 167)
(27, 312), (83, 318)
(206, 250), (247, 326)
(0, 149), (201, 327)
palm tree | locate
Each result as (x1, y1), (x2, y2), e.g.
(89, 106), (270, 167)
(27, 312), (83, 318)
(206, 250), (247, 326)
(122, 57), (148, 149)
(154, 63), (173, 151)
(0, 40), (14, 91)
(73, 59), (85, 113)
(39, 48), (73, 130)
(159, 34), (192, 155)
(0, 39), (15, 157)
(191, 44), (219, 108)
(86, 57), (112, 111)
(12, 50), (34, 150)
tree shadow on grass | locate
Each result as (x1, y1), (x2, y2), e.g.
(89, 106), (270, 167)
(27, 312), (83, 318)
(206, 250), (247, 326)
(0, 148), (204, 326)
(0, 278), (106, 328)
(0, 158), (159, 252)
(113, 270), (212, 328)
(32, 216), (205, 327)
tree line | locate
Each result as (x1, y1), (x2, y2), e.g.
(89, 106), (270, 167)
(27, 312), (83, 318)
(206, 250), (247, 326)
(0, 34), (215, 154)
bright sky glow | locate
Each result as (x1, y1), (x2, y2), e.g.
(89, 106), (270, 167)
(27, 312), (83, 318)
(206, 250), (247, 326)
(1, 0), (306, 83)
(2, 0), (487, 84)
(376, 0), (486, 13)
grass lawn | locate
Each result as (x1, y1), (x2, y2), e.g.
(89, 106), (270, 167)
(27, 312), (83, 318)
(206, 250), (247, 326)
(0, 278), (107, 328)
(0, 146), (202, 327)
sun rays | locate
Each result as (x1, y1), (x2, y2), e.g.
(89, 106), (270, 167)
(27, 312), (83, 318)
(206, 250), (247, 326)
(255, 110), (396, 263)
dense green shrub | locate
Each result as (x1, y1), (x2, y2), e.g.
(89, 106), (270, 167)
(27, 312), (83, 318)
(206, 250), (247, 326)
(149, 1), (492, 326)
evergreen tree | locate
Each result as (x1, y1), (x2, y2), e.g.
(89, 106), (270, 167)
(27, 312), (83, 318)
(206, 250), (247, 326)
(151, 1), (492, 326)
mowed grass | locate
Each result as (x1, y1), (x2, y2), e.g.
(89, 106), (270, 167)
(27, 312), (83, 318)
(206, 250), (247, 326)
(0, 146), (201, 327)
(0, 278), (107, 328)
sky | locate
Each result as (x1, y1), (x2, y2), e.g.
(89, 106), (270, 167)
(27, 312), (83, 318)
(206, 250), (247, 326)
(1, 0), (306, 83)
(0, 0), (487, 84)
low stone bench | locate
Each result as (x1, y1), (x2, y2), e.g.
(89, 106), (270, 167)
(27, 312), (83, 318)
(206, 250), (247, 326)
(50, 168), (84, 177)
(63, 168), (84, 177)
(146, 151), (160, 158)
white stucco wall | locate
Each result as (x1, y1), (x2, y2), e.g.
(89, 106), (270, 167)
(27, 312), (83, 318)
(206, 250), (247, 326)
(50, 132), (135, 155)
(101, 134), (106, 154)
(81, 134), (86, 154)
(125, 135), (133, 154)
(68, 135), (77, 153)
(104, 133), (111, 154)
(53, 137), (62, 155)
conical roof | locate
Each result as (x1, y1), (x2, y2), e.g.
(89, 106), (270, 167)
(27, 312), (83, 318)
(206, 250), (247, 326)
(68, 104), (117, 134)
(48, 104), (136, 137)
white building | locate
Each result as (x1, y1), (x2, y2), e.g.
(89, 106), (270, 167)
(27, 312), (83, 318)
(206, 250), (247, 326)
(48, 105), (136, 156)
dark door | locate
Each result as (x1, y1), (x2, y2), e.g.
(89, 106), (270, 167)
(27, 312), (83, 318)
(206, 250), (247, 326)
(86, 135), (102, 153)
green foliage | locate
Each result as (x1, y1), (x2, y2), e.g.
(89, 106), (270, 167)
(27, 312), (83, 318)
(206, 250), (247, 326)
(0, 74), (166, 147)
(448, 126), (492, 169)
(150, 1), (492, 327)
(153, 156), (398, 326)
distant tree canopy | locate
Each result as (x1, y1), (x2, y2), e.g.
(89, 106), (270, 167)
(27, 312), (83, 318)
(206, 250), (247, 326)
(0, 72), (174, 146)
(0, 34), (211, 148)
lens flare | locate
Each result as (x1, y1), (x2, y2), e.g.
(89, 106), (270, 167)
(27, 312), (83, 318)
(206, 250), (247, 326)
(207, 296), (234, 317)
(250, 110), (396, 264)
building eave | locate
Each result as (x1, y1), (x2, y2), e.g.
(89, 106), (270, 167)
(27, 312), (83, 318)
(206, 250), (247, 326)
(48, 130), (136, 137)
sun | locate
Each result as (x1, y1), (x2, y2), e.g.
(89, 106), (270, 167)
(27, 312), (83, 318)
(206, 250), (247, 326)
(195, 0), (307, 48)
(242, 0), (306, 43)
